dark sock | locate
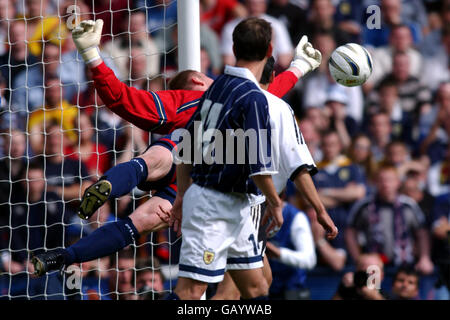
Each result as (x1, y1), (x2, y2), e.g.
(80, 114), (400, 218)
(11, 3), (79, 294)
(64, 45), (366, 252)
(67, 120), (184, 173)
(103, 158), (148, 198)
(64, 217), (140, 264)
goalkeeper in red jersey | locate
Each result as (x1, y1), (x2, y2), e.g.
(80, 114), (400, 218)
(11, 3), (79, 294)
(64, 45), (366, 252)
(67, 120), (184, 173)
(64, 19), (319, 221)
(75, 20), (301, 135)
(31, 19), (323, 277)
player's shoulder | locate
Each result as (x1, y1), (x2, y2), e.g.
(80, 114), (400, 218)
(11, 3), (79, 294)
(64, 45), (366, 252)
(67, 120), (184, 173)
(232, 80), (268, 105)
(263, 90), (295, 119)
(212, 72), (259, 93)
(218, 69), (267, 107)
(155, 89), (204, 108)
(228, 73), (262, 90)
(262, 89), (281, 102)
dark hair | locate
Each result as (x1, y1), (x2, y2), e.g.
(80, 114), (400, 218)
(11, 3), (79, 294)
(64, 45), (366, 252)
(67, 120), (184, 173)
(378, 78), (398, 90)
(393, 50), (408, 59)
(312, 30), (335, 43)
(376, 163), (398, 176)
(42, 119), (62, 136)
(370, 111), (390, 122)
(393, 266), (419, 284)
(260, 56), (275, 85)
(168, 70), (197, 90)
(118, 248), (135, 259)
(23, 157), (44, 180)
(44, 75), (60, 86)
(386, 139), (407, 149)
(45, 119), (61, 130)
(322, 129), (339, 139)
(391, 24), (410, 34)
(232, 17), (272, 62)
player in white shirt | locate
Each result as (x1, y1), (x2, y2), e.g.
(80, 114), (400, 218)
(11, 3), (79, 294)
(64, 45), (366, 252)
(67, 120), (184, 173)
(212, 56), (338, 299)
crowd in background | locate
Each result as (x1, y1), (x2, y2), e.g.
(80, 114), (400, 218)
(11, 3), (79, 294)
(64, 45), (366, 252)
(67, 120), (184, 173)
(0, 0), (449, 300)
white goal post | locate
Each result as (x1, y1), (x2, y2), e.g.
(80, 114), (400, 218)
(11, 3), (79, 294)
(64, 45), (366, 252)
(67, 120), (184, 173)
(177, 0), (201, 72)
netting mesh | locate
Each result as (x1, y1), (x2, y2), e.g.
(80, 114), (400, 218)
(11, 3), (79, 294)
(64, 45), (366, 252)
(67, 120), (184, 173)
(0, 0), (179, 300)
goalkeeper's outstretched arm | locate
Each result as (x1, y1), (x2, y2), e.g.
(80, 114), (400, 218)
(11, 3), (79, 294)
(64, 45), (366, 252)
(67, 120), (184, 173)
(71, 19), (184, 132)
(267, 35), (322, 97)
(71, 20), (323, 133)
(72, 19), (104, 67)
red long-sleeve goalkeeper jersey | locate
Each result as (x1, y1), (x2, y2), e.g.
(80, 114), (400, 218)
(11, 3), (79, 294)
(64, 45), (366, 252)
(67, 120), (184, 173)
(91, 62), (299, 134)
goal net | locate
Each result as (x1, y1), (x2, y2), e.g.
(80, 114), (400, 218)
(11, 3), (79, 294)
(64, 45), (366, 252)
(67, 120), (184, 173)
(0, 0), (180, 300)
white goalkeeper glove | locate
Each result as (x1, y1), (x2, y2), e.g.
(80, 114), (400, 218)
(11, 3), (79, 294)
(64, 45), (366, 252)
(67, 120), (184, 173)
(290, 35), (322, 77)
(72, 19), (104, 64)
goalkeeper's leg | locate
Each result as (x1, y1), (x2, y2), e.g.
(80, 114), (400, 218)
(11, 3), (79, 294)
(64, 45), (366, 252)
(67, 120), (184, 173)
(78, 138), (175, 220)
(32, 194), (172, 276)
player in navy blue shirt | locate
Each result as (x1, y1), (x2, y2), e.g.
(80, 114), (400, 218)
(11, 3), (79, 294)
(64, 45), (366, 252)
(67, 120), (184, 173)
(170, 18), (283, 300)
(184, 67), (274, 195)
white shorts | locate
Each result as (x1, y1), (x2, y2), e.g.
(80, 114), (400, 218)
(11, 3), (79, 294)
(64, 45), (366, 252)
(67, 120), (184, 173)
(178, 184), (263, 283)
